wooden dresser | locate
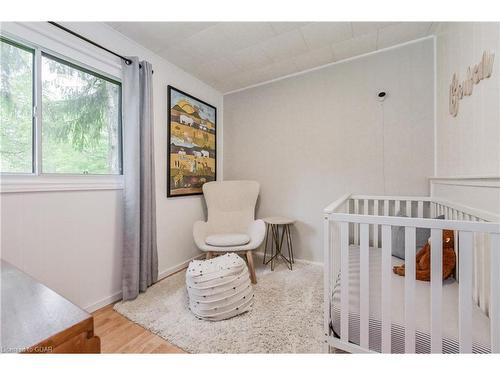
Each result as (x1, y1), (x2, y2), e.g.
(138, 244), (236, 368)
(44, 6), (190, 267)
(1, 260), (100, 353)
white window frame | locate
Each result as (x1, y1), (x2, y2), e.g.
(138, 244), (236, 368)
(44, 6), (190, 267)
(0, 23), (124, 193)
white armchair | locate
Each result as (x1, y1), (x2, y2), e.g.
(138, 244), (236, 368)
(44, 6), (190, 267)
(193, 180), (266, 283)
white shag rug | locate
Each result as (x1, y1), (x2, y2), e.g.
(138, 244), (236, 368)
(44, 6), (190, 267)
(114, 258), (324, 353)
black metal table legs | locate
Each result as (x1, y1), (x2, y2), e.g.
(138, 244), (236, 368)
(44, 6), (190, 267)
(263, 223), (294, 271)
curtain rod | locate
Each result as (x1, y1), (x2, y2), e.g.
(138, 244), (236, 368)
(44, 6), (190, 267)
(47, 22), (153, 73)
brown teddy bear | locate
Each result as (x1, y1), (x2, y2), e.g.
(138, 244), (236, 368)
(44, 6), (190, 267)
(393, 229), (456, 281)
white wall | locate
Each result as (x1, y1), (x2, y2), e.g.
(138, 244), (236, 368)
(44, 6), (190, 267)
(0, 22), (223, 311)
(433, 22), (500, 214)
(0, 190), (124, 310)
(430, 177), (500, 217)
(223, 39), (435, 262)
(435, 22), (500, 177)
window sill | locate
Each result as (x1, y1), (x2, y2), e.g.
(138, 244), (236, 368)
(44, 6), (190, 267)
(0, 175), (124, 193)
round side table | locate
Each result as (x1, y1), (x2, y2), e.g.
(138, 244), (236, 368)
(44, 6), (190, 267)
(262, 217), (295, 271)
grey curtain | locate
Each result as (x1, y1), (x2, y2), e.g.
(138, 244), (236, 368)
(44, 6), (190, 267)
(122, 57), (158, 301)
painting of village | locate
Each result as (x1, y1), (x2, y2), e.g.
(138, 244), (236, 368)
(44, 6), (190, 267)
(167, 86), (216, 197)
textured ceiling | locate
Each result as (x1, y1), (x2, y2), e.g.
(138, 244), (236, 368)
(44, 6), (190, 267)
(107, 22), (436, 93)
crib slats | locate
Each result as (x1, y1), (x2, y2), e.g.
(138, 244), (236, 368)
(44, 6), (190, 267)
(340, 222), (350, 342)
(476, 232), (486, 311)
(360, 224), (370, 349)
(491, 233), (500, 353)
(430, 228), (443, 353)
(373, 200), (379, 248)
(404, 227), (416, 353)
(459, 231), (473, 353)
(327, 196), (500, 355)
(473, 233), (479, 305)
(354, 200), (359, 245)
(363, 200), (368, 246)
(323, 217), (332, 349)
(381, 225), (392, 353)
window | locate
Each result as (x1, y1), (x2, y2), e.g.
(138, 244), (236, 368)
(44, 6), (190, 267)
(0, 36), (122, 176)
(0, 38), (34, 173)
(41, 54), (121, 174)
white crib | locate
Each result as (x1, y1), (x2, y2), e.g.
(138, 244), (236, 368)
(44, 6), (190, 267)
(323, 194), (500, 354)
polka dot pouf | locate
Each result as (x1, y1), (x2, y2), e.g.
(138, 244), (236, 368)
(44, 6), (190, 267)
(186, 253), (254, 321)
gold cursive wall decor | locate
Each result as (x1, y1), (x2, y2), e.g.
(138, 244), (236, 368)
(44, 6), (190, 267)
(449, 50), (495, 117)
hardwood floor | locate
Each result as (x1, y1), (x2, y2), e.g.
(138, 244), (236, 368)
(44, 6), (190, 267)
(92, 304), (185, 353)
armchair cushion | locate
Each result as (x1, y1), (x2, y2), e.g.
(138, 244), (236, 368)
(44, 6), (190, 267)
(205, 233), (250, 247)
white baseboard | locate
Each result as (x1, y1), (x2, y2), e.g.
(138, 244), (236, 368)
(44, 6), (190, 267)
(253, 251), (323, 267)
(85, 291), (123, 313)
(84, 253), (205, 313)
(85, 252), (321, 312)
(157, 253), (205, 281)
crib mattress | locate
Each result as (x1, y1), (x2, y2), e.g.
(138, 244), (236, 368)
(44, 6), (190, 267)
(330, 246), (491, 353)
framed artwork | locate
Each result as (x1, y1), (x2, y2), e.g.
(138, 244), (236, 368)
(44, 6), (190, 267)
(167, 86), (217, 197)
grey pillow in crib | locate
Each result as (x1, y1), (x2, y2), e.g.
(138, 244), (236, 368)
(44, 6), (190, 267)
(391, 213), (445, 260)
